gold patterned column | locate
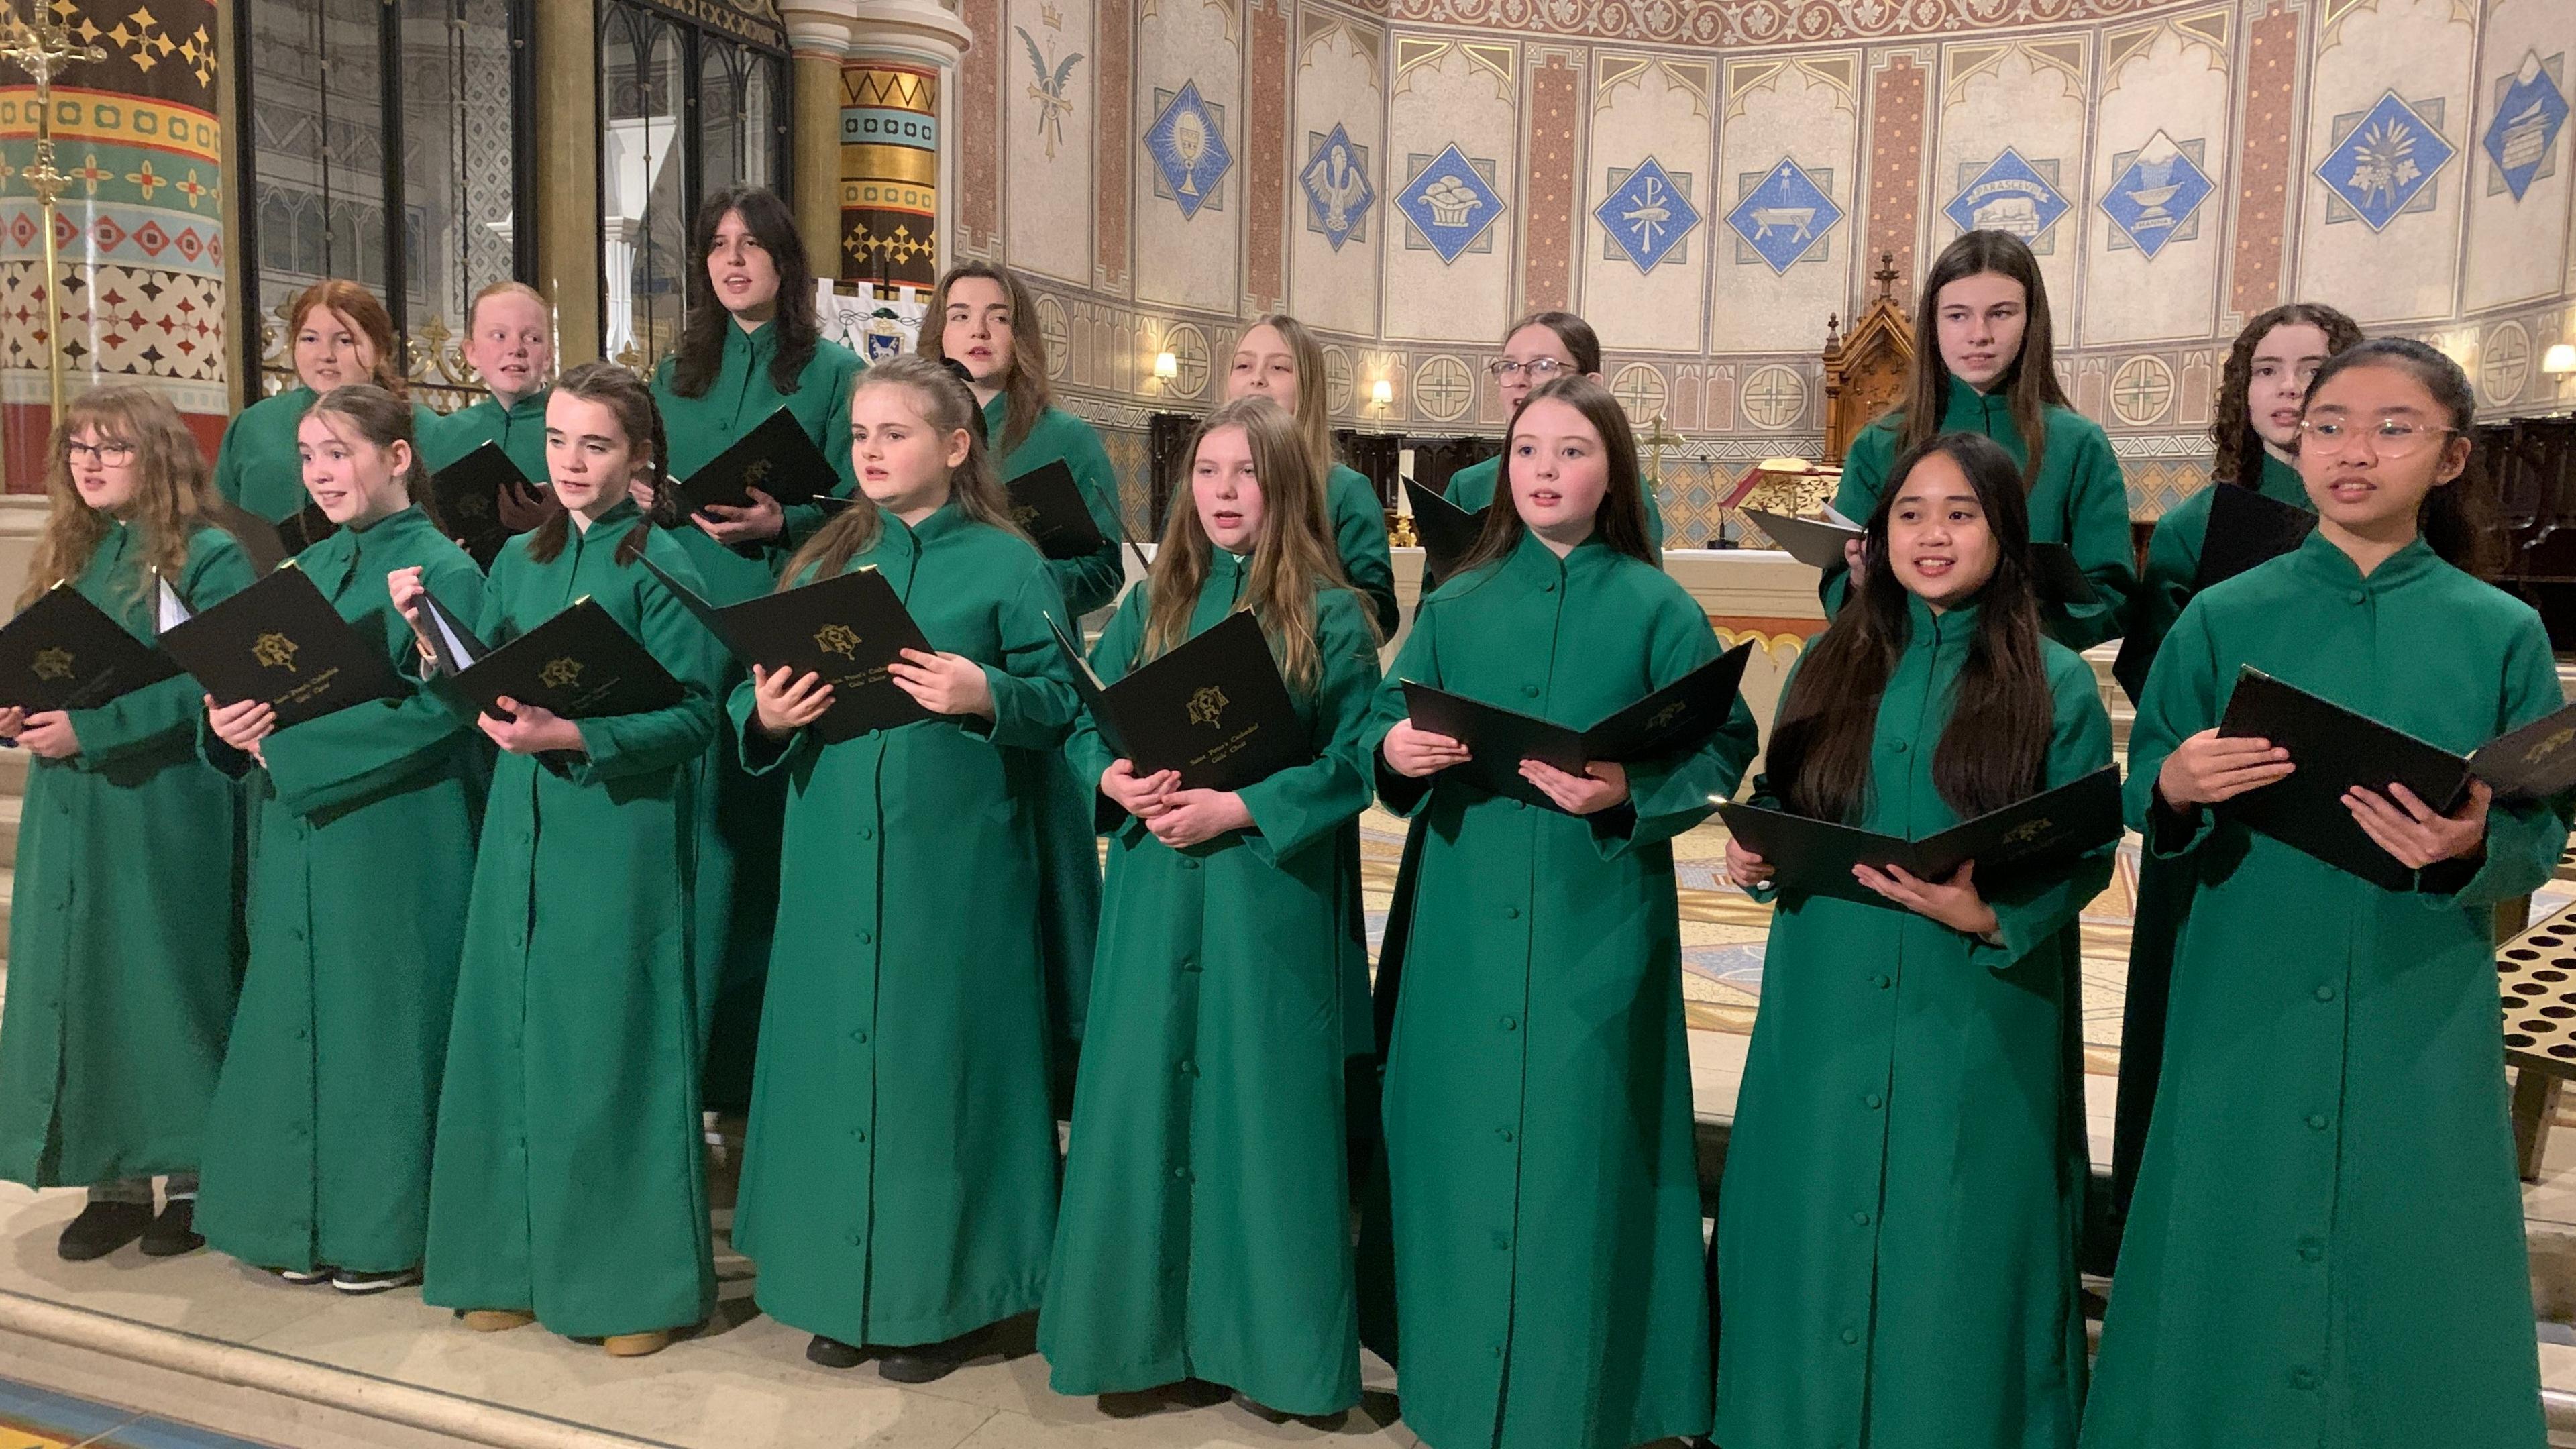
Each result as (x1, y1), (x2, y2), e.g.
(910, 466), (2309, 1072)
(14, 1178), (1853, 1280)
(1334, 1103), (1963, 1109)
(839, 58), (936, 286)
(790, 49), (841, 268)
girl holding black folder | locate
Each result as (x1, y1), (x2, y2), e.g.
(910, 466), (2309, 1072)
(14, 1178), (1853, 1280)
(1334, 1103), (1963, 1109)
(643, 186), (862, 1111)
(2105, 302), (2362, 1232)
(213, 280), (438, 526)
(1441, 309), (1666, 550)
(1038, 396), (1380, 1419)
(194, 384), (486, 1295)
(421, 280), (559, 520)
(1360, 375), (1754, 1449)
(729, 354), (1078, 1383)
(1823, 231), (2132, 648)
(1222, 314), (1397, 632)
(1713, 430), (2114, 1449)
(0, 388), (256, 1263)
(2086, 339), (2566, 1449)
(920, 260), (1126, 1094)
(393, 360), (729, 1358)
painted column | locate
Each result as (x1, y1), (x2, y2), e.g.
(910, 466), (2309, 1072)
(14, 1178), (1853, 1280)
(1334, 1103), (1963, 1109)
(780, 0), (966, 289)
(0, 0), (226, 485)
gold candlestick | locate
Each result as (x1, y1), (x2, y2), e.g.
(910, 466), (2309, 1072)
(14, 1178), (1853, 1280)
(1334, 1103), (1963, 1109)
(1, 1), (106, 432)
(1638, 411), (1684, 492)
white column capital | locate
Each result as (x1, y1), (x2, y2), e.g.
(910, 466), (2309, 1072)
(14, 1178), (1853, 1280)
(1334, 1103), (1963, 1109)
(776, 0), (971, 69)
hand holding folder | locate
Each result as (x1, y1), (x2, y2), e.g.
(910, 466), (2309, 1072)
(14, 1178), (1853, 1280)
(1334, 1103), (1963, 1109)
(429, 442), (552, 568)
(669, 408), (839, 515)
(1717, 767), (2123, 907)
(1049, 609), (1307, 792)
(1397, 642), (1754, 813)
(412, 590), (684, 722)
(639, 555), (934, 741)
(0, 584), (180, 712)
(154, 564), (408, 729)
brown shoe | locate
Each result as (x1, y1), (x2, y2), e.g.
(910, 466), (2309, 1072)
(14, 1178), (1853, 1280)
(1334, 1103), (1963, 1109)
(460, 1309), (535, 1333)
(602, 1330), (671, 1358)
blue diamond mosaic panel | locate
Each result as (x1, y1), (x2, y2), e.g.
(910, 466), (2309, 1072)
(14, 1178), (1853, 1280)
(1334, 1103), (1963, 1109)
(1944, 148), (2070, 244)
(1595, 156), (1700, 274)
(2317, 91), (2455, 231)
(2099, 131), (2214, 259)
(2485, 60), (2569, 203)
(1395, 144), (1505, 265)
(1725, 157), (1843, 274)
(1144, 80), (1232, 221)
(1301, 124), (1375, 252)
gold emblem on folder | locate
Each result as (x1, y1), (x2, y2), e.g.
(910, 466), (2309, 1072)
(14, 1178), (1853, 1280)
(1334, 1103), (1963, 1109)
(742, 459), (774, 494)
(30, 647), (72, 682)
(814, 623), (862, 659)
(1186, 684), (1229, 728)
(2000, 818), (2053, 847)
(1013, 504), (1042, 530)
(1644, 701), (1688, 733)
(539, 657), (584, 690)
(2524, 727), (2576, 763)
(252, 632), (299, 672)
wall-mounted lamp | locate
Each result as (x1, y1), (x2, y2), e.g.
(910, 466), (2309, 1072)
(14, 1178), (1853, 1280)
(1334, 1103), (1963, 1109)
(1153, 351), (1179, 386)
(1370, 378), (1394, 409)
(2545, 343), (2576, 376)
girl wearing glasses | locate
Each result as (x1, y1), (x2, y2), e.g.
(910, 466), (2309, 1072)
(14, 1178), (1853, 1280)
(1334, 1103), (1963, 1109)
(1444, 311), (1666, 551)
(2105, 303), (2362, 1232)
(0, 388), (257, 1261)
(2088, 339), (2565, 1449)
(1825, 231), (2132, 649)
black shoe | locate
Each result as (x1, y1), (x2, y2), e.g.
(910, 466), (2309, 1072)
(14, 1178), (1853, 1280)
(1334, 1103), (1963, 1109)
(138, 1199), (203, 1257)
(57, 1201), (153, 1261)
(876, 1332), (974, 1384)
(805, 1334), (864, 1369)
(331, 1267), (421, 1294)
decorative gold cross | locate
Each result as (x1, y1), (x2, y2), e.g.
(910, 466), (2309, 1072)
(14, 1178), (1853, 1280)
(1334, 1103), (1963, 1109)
(1, 1), (107, 426)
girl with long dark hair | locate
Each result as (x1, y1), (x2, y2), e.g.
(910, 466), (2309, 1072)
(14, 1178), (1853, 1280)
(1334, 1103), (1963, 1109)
(2086, 339), (2558, 1448)
(1360, 376), (1754, 1448)
(1825, 231), (2132, 647)
(1715, 431), (2114, 1449)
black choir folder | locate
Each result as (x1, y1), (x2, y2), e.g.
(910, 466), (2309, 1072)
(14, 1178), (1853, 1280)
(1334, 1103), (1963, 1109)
(413, 591), (684, 720)
(1717, 767), (2123, 908)
(0, 584), (178, 712)
(1743, 507), (2096, 604)
(1046, 608), (1305, 792)
(1006, 459), (1110, 561)
(639, 556), (932, 742)
(429, 442), (544, 569)
(670, 407), (837, 514)
(2194, 486), (2316, 593)
(1401, 480), (1487, 590)
(1399, 641), (1756, 813)
(155, 563), (407, 729)
(2214, 667), (2576, 890)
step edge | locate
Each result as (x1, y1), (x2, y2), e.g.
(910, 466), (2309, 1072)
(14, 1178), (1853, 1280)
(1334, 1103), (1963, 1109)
(0, 1288), (682, 1449)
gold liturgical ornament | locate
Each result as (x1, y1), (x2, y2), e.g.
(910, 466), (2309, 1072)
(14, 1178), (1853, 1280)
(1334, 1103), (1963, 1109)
(252, 633), (300, 672)
(0, 1), (109, 429)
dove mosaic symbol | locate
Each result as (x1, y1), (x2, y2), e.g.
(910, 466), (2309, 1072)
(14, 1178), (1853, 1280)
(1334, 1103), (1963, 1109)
(1300, 125), (1375, 252)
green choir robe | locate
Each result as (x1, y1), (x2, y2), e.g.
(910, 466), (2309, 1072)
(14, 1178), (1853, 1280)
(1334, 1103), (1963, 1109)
(0, 523), (254, 1187)
(421, 502), (729, 1338)
(421, 390), (551, 483)
(1442, 453), (1668, 553)
(728, 502), (1078, 1350)
(1038, 557), (1380, 1415)
(653, 325), (863, 1104)
(2086, 531), (2565, 1449)
(194, 509), (488, 1274)
(213, 386), (443, 524)
(1712, 597), (2113, 1449)
(1358, 531), (1757, 1449)
(2107, 451), (2313, 1216)
(988, 396), (1128, 1065)
(1826, 377), (2134, 649)
(1327, 463), (1398, 634)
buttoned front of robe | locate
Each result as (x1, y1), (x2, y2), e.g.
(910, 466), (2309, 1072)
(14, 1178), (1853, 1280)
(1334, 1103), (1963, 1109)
(652, 325), (862, 1100)
(989, 396), (1128, 1062)
(1712, 597), (2112, 1449)
(0, 523), (254, 1187)
(1038, 557), (1379, 1416)
(2107, 451), (2312, 1215)
(727, 502), (1077, 1349)
(213, 386), (444, 525)
(1442, 453), (1668, 553)
(421, 389), (551, 483)
(2086, 532), (2565, 1449)
(194, 508), (488, 1275)
(1357, 531), (1756, 1449)
(419, 503), (729, 1339)
(1825, 378), (2135, 649)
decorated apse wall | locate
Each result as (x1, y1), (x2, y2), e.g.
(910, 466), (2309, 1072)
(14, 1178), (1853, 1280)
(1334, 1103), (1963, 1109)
(955, 0), (2576, 546)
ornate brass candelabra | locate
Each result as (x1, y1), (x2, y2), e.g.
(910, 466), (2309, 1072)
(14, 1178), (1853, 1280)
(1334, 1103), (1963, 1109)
(1, 1), (105, 429)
